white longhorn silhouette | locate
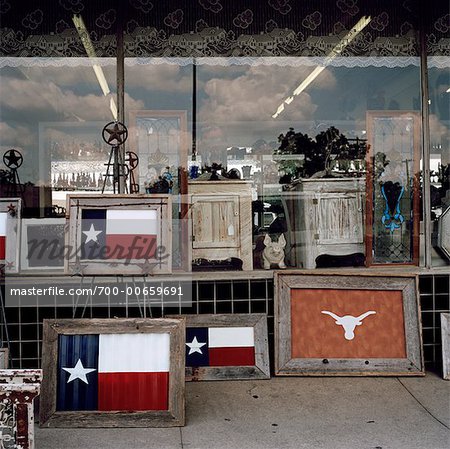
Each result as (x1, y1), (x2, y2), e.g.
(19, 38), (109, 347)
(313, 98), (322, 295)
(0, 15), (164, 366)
(321, 310), (376, 340)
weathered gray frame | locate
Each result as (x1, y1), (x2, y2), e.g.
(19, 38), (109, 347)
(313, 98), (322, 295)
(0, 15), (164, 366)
(0, 348), (9, 368)
(1, 198), (21, 274)
(20, 218), (66, 272)
(441, 313), (450, 380)
(274, 271), (424, 376)
(168, 314), (270, 381)
(40, 318), (185, 427)
(65, 194), (172, 275)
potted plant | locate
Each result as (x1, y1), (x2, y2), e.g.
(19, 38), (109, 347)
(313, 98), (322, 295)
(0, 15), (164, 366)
(274, 126), (366, 183)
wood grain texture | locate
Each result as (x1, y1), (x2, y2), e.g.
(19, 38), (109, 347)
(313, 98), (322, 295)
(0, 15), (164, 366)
(274, 272), (424, 376)
(189, 181), (253, 270)
(286, 179), (365, 269)
(40, 318), (185, 428)
(168, 314), (270, 381)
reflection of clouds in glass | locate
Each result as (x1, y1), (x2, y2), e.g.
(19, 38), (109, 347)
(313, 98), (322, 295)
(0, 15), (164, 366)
(0, 76), (144, 120)
(20, 65), (116, 87)
(126, 64), (192, 92)
(430, 114), (450, 141)
(0, 122), (34, 148)
(198, 65), (336, 125)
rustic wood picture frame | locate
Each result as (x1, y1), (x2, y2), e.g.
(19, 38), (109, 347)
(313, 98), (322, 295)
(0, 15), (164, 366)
(168, 314), (270, 381)
(441, 313), (450, 380)
(274, 271), (424, 376)
(0, 348), (9, 369)
(20, 218), (66, 272)
(40, 318), (185, 428)
(0, 198), (21, 274)
(65, 194), (172, 276)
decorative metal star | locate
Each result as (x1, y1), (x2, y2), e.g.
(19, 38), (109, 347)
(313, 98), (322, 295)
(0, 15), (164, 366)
(70, 262), (87, 276)
(102, 121), (128, 146)
(5, 261), (14, 270)
(125, 151), (139, 170)
(7, 204), (16, 217)
(3, 149), (23, 169)
(137, 259), (156, 276)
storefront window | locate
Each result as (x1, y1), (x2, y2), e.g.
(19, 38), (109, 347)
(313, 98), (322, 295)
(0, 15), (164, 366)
(194, 57), (421, 269)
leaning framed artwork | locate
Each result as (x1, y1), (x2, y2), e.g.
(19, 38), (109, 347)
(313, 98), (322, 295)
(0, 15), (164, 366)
(40, 318), (185, 427)
(20, 218), (66, 272)
(365, 111), (421, 266)
(0, 198), (21, 274)
(274, 271), (424, 376)
(65, 194), (172, 275)
(169, 314), (270, 381)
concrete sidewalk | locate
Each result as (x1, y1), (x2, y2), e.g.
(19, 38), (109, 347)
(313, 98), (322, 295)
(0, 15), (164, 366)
(36, 372), (449, 449)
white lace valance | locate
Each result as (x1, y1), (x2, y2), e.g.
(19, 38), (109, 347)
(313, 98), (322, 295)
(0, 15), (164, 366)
(0, 57), (116, 68)
(125, 56), (421, 68)
(2, 55), (447, 69)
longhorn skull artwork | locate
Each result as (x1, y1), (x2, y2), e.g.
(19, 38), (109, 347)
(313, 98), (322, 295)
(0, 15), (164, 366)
(321, 311), (377, 340)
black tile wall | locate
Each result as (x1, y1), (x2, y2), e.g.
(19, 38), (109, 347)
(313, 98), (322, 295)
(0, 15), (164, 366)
(1, 275), (448, 370)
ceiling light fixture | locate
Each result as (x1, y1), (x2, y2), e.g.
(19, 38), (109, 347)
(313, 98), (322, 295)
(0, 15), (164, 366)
(272, 16), (372, 119)
(72, 14), (118, 120)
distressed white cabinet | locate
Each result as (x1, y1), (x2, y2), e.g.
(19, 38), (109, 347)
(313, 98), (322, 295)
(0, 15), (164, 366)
(284, 178), (365, 269)
(189, 181), (253, 270)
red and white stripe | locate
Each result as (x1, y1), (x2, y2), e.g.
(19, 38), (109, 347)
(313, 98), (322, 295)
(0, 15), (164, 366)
(0, 213), (7, 260)
(97, 333), (170, 411)
(105, 209), (158, 259)
(208, 327), (255, 367)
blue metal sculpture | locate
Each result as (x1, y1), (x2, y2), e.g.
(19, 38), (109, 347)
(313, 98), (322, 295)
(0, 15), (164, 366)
(381, 181), (404, 232)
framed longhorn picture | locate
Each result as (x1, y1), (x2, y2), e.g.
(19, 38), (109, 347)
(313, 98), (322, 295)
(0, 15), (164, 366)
(65, 194), (172, 275)
(0, 198), (21, 274)
(168, 314), (270, 381)
(274, 271), (424, 376)
(40, 318), (185, 427)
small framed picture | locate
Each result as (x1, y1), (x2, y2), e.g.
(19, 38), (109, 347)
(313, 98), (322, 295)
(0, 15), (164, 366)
(40, 318), (185, 427)
(20, 218), (65, 272)
(0, 198), (21, 274)
(65, 194), (172, 275)
(169, 313), (270, 381)
(275, 271), (424, 376)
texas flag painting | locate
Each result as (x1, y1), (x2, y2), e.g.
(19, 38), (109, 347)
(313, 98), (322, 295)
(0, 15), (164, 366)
(57, 333), (170, 412)
(81, 209), (158, 260)
(185, 326), (255, 367)
(0, 212), (6, 261)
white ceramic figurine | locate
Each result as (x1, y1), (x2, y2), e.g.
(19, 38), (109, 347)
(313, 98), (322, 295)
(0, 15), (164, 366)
(262, 234), (286, 269)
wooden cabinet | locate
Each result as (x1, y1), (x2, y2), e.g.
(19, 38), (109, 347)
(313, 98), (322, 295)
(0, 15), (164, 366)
(189, 181), (253, 270)
(284, 178), (365, 269)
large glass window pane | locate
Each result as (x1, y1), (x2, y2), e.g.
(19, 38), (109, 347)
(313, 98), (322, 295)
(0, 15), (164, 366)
(195, 57), (421, 269)
(0, 59), (117, 214)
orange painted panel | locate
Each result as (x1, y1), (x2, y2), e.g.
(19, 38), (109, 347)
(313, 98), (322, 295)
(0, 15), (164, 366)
(290, 289), (406, 359)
